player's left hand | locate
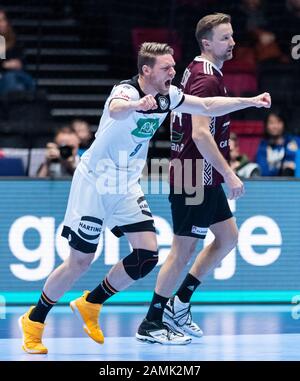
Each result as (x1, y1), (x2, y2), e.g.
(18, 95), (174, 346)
(252, 92), (271, 108)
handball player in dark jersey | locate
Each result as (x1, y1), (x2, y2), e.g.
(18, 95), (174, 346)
(137, 13), (268, 344)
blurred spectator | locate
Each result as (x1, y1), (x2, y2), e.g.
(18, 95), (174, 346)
(230, 0), (286, 63)
(256, 111), (300, 176)
(0, 149), (4, 158)
(0, 9), (36, 96)
(270, 0), (300, 60)
(70, 119), (94, 156)
(229, 132), (260, 178)
(241, 0), (288, 62)
(37, 127), (80, 178)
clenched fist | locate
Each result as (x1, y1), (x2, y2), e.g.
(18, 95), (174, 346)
(252, 92), (271, 108)
(135, 95), (158, 111)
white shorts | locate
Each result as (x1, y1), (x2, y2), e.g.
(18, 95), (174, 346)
(61, 162), (155, 253)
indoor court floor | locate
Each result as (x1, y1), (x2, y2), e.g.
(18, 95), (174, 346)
(1, 304), (300, 361)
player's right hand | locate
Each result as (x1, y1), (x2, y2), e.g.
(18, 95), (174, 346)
(223, 170), (245, 200)
(252, 92), (271, 108)
(135, 95), (158, 111)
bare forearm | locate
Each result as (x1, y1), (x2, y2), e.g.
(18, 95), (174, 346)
(179, 94), (258, 117)
(193, 131), (232, 177)
(203, 96), (254, 116)
(109, 100), (138, 120)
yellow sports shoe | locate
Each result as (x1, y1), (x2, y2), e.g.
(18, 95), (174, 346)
(70, 291), (104, 344)
(18, 306), (48, 354)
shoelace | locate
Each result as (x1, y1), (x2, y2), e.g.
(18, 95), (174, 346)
(172, 305), (193, 328)
(163, 322), (185, 339)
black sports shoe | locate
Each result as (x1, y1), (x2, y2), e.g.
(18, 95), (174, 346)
(135, 318), (191, 345)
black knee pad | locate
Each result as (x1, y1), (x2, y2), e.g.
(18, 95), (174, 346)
(122, 249), (158, 280)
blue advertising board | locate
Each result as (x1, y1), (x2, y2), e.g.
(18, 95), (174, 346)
(0, 179), (299, 304)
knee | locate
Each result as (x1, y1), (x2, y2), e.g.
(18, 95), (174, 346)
(139, 237), (158, 253)
(170, 242), (196, 266)
(189, 241), (198, 256)
(68, 251), (95, 272)
(123, 248), (158, 280)
(215, 230), (239, 252)
(173, 253), (191, 268)
(227, 229), (239, 250)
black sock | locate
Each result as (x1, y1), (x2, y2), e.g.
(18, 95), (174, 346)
(29, 291), (56, 323)
(146, 292), (169, 322)
(176, 273), (201, 303)
(87, 277), (118, 304)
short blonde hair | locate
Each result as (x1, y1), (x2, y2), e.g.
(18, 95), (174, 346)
(137, 42), (174, 75)
(195, 13), (231, 51)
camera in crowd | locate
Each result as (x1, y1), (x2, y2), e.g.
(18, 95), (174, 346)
(59, 144), (74, 160)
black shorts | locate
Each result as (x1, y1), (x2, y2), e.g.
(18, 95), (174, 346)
(169, 185), (233, 239)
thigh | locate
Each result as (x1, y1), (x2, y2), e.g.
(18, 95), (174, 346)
(171, 234), (198, 257)
(108, 184), (156, 238)
(126, 231), (157, 251)
(169, 187), (217, 239)
(61, 165), (106, 253)
(210, 216), (238, 243)
(210, 185), (233, 225)
(68, 247), (96, 264)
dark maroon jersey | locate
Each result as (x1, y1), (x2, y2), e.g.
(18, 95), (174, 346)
(170, 57), (230, 188)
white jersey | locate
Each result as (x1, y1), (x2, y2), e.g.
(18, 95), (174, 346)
(81, 75), (185, 187)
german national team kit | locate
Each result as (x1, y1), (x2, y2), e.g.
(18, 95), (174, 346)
(62, 75), (185, 252)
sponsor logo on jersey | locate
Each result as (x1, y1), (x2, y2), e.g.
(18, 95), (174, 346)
(222, 120), (230, 135)
(171, 130), (184, 143)
(132, 118), (160, 138)
(137, 196), (152, 217)
(171, 142), (184, 152)
(114, 90), (130, 101)
(120, 84), (133, 90)
(78, 216), (103, 241)
(181, 68), (191, 88)
(220, 139), (229, 148)
(191, 225), (208, 236)
(158, 96), (169, 111)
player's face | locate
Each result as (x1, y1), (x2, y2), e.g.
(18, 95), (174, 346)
(210, 23), (235, 63)
(148, 54), (176, 95)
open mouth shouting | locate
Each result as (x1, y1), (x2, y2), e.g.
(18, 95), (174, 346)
(165, 79), (172, 88)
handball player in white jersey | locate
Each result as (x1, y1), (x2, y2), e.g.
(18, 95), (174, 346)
(19, 42), (271, 353)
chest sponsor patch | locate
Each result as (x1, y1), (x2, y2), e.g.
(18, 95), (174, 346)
(132, 118), (160, 138)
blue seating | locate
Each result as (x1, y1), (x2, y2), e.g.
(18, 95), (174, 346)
(0, 158), (25, 176)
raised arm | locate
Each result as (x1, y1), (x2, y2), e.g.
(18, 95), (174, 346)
(109, 95), (157, 120)
(176, 92), (271, 116)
